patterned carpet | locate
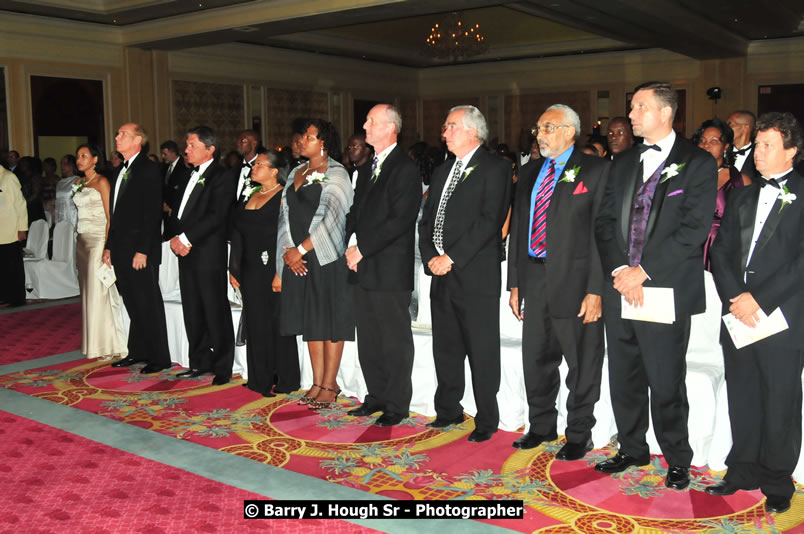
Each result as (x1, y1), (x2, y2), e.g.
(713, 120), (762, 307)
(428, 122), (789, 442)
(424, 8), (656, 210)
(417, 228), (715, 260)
(3, 357), (804, 533)
(0, 302), (81, 365)
(0, 411), (380, 533)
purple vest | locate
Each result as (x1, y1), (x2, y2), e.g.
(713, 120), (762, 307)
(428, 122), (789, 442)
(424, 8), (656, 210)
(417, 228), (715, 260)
(628, 160), (667, 266)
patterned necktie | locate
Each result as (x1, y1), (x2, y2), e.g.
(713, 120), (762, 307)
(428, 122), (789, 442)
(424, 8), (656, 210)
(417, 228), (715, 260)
(529, 159), (556, 257)
(433, 160), (464, 252)
(371, 155), (380, 181)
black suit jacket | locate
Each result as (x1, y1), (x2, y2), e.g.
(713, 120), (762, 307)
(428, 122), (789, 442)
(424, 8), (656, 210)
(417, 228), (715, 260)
(106, 154), (163, 265)
(164, 156), (192, 211)
(508, 149), (609, 317)
(167, 160), (235, 271)
(595, 137), (717, 316)
(710, 170), (804, 348)
(345, 145), (421, 292)
(419, 147), (512, 297)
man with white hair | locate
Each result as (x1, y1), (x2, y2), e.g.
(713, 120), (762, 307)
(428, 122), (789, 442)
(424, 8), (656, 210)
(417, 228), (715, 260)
(507, 104), (609, 459)
(344, 104), (421, 427)
(419, 105), (512, 442)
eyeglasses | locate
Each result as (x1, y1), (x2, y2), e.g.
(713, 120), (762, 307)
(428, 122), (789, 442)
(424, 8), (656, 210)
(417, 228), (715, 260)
(252, 161), (273, 169)
(531, 124), (570, 135)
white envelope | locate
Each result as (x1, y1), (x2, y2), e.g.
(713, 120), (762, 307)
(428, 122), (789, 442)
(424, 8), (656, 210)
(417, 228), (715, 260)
(722, 307), (789, 349)
(95, 263), (116, 288)
(621, 287), (675, 324)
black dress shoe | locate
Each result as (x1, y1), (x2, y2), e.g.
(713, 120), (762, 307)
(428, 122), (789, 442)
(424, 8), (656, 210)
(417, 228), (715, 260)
(765, 495), (791, 514)
(374, 413), (405, 427)
(665, 465), (690, 490)
(426, 414), (464, 429)
(594, 452), (650, 473)
(176, 369), (212, 378)
(512, 431), (558, 450)
(212, 375), (230, 386)
(556, 439), (594, 461)
(347, 405), (378, 417)
(704, 480), (743, 496)
(468, 429), (495, 443)
(111, 356), (143, 368)
(140, 364), (170, 374)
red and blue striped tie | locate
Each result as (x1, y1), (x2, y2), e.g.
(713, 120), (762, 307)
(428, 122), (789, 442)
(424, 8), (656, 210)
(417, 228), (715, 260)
(530, 159), (556, 256)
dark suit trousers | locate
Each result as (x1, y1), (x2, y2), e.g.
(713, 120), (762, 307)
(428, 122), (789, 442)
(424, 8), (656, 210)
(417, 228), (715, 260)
(114, 257), (170, 367)
(0, 241), (25, 306)
(354, 285), (414, 417)
(178, 265), (234, 377)
(431, 285), (501, 433)
(603, 289), (693, 466)
(722, 332), (803, 499)
(522, 261), (604, 442)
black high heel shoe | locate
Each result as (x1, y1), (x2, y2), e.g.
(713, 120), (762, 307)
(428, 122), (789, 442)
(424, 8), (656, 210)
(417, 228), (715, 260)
(298, 384), (321, 406)
(309, 385), (341, 410)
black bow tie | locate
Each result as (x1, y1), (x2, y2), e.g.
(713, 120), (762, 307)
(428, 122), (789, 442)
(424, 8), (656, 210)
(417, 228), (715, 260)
(733, 144), (753, 156)
(759, 177), (785, 189)
(122, 161), (129, 169)
(638, 144), (661, 154)
(192, 166), (200, 173)
(243, 161), (252, 168)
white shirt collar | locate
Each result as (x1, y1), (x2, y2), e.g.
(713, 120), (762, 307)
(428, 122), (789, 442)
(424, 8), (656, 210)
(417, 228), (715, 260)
(125, 151), (141, 167)
(456, 144), (481, 168)
(194, 158), (214, 176)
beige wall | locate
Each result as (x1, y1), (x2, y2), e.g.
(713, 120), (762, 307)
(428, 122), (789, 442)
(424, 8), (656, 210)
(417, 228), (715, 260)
(2, 10), (804, 155)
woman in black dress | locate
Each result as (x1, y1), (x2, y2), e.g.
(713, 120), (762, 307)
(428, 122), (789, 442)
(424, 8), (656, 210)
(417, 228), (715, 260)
(229, 149), (300, 397)
(276, 119), (354, 409)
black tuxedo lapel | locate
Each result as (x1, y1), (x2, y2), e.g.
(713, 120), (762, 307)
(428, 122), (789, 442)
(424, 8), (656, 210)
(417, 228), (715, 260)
(751, 177), (799, 266)
(645, 140), (684, 238)
(619, 149), (641, 242)
(182, 163), (215, 217)
(450, 149), (483, 196)
(738, 185), (760, 271)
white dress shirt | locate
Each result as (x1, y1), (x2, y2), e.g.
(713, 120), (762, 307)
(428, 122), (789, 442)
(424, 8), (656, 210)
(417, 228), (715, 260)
(733, 143), (753, 172)
(347, 143), (397, 250)
(746, 169), (793, 269)
(112, 151), (139, 212)
(640, 130), (676, 182)
(176, 158), (214, 246)
(236, 156), (256, 200)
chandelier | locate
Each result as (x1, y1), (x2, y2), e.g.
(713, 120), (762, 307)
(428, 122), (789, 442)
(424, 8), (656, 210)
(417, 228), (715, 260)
(423, 12), (488, 61)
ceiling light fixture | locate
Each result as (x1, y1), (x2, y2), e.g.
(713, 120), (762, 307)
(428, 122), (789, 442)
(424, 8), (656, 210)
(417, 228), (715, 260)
(423, 12), (488, 61)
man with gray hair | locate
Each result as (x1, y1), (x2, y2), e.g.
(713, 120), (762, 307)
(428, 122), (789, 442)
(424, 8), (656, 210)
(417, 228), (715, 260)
(419, 105), (512, 442)
(344, 103), (421, 427)
(507, 104), (608, 459)
(167, 126), (236, 385)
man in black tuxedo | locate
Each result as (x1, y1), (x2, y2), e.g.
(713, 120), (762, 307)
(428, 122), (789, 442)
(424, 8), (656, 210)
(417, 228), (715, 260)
(727, 110), (759, 180)
(419, 105), (512, 443)
(160, 140), (191, 239)
(344, 104), (421, 427)
(594, 82), (717, 489)
(104, 123), (171, 374)
(507, 104), (608, 459)
(234, 130), (260, 203)
(168, 126), (236, 385)
(707, 112), (804, 514)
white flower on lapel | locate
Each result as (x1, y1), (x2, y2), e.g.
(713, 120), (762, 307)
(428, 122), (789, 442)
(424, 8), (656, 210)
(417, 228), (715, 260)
(461, 165), (478, 182)
(70, 181), (85, 198)
(779, 184), (796, 212)
(306, 171), (328, 185)
(559, 165), (581, 184)
(197, 176), (206, 187)
(242, 183), (261, 199)
(659, 162), (686, 183)
(120, 169), (131, 182)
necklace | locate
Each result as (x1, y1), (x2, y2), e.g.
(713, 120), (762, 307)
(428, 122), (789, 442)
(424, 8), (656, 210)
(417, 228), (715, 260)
(258, 183), (281, 195)
(82, 172), (97, 185)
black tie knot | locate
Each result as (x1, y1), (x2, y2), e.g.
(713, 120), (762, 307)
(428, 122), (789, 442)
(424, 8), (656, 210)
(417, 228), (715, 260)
(244, 161), (252, 168)
(192, 166), (200, 173)
(733, 144), (752, 156)
(122, 160), (129, 169)
(638, 144), (661, 154)
(760, 177), (784, 189)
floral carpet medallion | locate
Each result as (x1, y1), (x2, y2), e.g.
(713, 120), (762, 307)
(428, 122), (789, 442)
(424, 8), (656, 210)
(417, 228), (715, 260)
(3, 358), (804, 533)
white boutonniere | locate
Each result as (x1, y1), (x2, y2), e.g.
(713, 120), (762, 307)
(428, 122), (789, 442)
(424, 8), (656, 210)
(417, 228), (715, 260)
(559, 165), (581, 184)
(120, 168), (131, 182)
(196, 176), (206, 187)
(461, 165), (478, 182)
(242, 182), (261, 199)
(306, 171), (329, 185)
(778, 184), (796, 212)
(659, 162), (686, 183)
(70, 181), (85, 198)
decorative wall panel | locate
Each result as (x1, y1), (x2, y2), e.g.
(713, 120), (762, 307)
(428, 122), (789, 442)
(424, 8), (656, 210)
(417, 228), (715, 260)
(172, 79), (244, 153)
(264, 88), (329, 151)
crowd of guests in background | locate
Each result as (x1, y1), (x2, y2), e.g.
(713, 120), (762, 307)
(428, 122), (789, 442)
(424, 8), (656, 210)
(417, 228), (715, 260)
(2, 80), (804, 515)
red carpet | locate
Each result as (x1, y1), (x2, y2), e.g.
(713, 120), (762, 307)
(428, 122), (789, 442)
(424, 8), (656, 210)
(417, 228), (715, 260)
(4, 357), (804, 533)
(0, 411), (380, 533)
(0, 302), (81, 365)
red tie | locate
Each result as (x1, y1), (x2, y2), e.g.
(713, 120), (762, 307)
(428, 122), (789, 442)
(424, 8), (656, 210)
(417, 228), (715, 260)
(530, 159), (556, 256)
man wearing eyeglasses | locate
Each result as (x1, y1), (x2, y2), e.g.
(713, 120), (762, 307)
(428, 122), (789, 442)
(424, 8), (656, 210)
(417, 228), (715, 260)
(507, 104), (608, 459)
(419, 105), (512, 443)
(594, 82), (716, 490)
